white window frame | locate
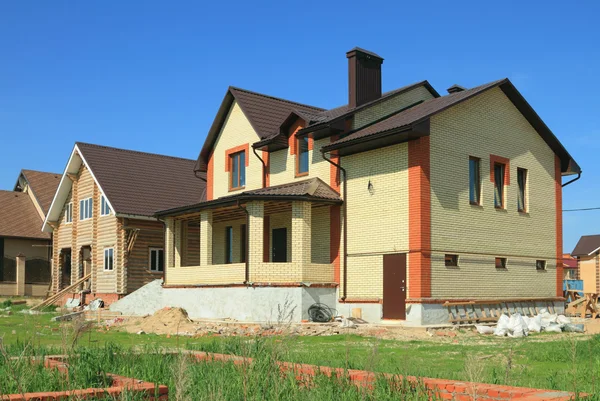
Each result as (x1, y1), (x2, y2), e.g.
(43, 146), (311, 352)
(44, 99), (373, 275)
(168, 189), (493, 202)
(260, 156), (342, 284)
(65, 202), (73, 224)
(149, 248), (165, 272)
(103, 248), (114, 271)
(79, 197), (93, 221)
(100, 195), (111, 216)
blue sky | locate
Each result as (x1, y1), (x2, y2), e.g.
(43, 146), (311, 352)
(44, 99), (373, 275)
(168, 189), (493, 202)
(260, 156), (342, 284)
(0, 1), (598, 251)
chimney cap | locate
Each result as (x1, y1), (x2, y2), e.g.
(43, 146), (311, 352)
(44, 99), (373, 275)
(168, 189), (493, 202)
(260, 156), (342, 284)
(346, 47), (384, 61)
(447, 84), (467, 94)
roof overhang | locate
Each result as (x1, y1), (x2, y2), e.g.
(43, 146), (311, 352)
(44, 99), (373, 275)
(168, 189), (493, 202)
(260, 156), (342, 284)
(321, 120), (430, 156)
(42, 144), (115, 233)
(156, 194), (342, 218)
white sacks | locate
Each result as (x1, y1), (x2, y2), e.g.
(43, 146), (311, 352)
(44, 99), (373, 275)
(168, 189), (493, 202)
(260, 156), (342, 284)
(493, 313), (529, 337)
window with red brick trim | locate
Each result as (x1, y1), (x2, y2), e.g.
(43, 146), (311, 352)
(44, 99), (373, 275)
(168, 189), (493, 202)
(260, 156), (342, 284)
(493, 163), (506, 208)
(229, 151), (246, 190)
(296, 136), (310, 176)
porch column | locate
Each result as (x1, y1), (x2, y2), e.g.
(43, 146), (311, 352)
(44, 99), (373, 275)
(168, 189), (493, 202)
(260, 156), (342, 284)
(174, 220), (182, 267)
(15, 254), (25, 296)
(165, 218), (175, 269)
(247, 201), (264, 270)
(292, 201), (311, 266)
(200, 210), (213, 266)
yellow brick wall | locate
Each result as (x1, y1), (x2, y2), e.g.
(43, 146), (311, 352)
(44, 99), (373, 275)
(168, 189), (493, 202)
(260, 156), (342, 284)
(429, 87), (557, 298)
(212, 101), (262, 199)
(269, 137), (331, 186)
(311, 206), (330, 264)
(344, 143), (409, 298)
(352, 86), (435, 130)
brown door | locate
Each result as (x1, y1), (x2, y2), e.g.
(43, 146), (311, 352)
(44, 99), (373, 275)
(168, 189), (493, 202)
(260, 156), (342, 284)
(383, 253), (407, 319)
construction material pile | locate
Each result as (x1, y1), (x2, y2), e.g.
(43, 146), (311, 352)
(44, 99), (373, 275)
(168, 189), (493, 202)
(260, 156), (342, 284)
(476, 309), (584, 337)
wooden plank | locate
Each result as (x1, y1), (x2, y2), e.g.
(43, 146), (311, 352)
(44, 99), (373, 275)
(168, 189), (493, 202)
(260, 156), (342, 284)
(32, 273), (91, 310)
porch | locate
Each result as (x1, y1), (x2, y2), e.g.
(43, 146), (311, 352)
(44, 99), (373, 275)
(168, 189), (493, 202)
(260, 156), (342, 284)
(163, 194), (341, 287)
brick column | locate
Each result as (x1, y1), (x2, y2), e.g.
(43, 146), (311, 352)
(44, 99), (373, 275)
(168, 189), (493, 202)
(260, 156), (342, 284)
(247, 201), (264, 271)
(15, 254), (25, 296)
(292, 201), (311, 266)
(200, 210), (213, 266)
(164, 218), (175, 269)
(174, 220), (182, 268)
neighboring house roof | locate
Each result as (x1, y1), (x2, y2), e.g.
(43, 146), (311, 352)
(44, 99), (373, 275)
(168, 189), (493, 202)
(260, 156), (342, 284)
(43, 143), (206, 231)
(17, 169), (61, 215)
(321, 78), (580, 175)
(572, 235), (600, 257)
(157, 177), (341, 217)
(562, 254), (578, 269)
(0, 190), (49, 240)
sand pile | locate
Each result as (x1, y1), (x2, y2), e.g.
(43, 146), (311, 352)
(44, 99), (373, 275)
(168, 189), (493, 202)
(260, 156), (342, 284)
(122, 307), (197, 335)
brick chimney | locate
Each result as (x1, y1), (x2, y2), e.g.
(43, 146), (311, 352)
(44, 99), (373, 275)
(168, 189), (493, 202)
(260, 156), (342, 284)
(346, 47), (384, 109)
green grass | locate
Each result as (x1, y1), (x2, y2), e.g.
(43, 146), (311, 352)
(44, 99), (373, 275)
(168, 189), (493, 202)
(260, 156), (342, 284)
(1, 306), (600, 397)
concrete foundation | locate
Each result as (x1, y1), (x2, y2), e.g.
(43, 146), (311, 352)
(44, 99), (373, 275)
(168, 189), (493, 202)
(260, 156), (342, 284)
(335, 302), (382, 323)
(110, 280), (337, 322)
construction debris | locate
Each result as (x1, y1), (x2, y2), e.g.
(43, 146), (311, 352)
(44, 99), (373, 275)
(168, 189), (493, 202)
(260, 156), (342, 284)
(476, 309), (582, 337)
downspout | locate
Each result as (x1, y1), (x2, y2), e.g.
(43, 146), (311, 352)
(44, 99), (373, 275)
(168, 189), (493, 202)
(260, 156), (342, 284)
(252, 147), (267, 188)
(321, 149), (348, 301)
(237, 200), (250, 284)
(562, 172), (581, 188)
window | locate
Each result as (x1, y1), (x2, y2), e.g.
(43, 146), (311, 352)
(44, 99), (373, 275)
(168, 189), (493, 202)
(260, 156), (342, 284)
(149, 248), (164, 272)
(103, 248), (114, 271)
(240, 224), (247, 263)
(536, 260), (546, 271)
(517, 168), (527, 212)
(65, 203), (73, 223)
(493, 163), (505, 208)
(469, 157), (481, 205)
(445, 254), (459, 267)
(495, 257), (507, 269)
(229, 151), (246, 190)
(101, 195), (111, 216)
(79, 198), (93, 220)
(225, 226), (233, 264)
(296, 136), (309, 176)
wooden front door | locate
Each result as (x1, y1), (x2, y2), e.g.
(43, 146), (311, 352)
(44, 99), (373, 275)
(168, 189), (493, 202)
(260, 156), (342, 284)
(272, 228), (287, 262)
(383, 253), (407, 319)
(60, 249), (72, 289)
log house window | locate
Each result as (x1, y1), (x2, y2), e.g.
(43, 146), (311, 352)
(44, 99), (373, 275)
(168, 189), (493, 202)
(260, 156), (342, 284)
(103, 248), (114, 271)
(149, 248), (164, 272)
(79, 198), (93, 220)
(100, 195), (111, 216)
(65, 202), (73, 223)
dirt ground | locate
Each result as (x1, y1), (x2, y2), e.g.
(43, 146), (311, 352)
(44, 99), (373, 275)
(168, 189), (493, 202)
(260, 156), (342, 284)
(103, 307), (595, 343)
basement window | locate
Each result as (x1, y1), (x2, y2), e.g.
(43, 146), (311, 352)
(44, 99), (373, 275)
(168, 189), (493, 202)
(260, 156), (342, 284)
(65, 203), (73, 223)
(495, 257), (507, 269)
(445, 254), (459, 267)
(149, 248), (164, 272)
(536, 260), (547, 271)
(104, 248), (114, 271)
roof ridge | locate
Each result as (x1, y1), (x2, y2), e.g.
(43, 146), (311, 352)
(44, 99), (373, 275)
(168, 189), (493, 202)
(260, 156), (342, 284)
(21, 169), (61, 176)
(76, 142), (196, 163)
(229, 86), (325, 112)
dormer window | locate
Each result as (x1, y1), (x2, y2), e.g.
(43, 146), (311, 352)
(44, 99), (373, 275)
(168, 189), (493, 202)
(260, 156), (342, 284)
(229, 151), (246, 190)
(296, 136), (309, 176)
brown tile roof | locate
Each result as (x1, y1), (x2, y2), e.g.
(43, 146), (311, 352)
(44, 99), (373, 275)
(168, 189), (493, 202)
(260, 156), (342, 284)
(244, 177), (340, 201)
(325, 79), (505, 148)
(305, 81), (440, 127)
(20, 170), (61, 215)
(76, 143), (206, 217)
(0, 190), (49, 239)
(156, 178), (340, 217)
(229, 87), (324, 139)
(572, 235), (600, 257)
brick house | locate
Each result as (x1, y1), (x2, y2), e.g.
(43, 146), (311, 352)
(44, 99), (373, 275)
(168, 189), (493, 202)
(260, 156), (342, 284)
(42, 143), (204, 305)
(147, 48), (579, 324)
(0, 170), (60, 296)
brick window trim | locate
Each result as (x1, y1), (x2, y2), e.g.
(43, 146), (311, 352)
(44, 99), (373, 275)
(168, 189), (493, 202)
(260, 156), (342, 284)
(224, 144), (249, 172)
(489, 154), (510, 185)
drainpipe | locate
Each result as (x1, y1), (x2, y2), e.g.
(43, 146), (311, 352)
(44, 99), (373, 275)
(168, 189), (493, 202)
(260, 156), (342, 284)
(562, 172), (581, 188)
(252, 147), (267, 188)
(237, 200), (250, 284)
(321, 149), (348, 301)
